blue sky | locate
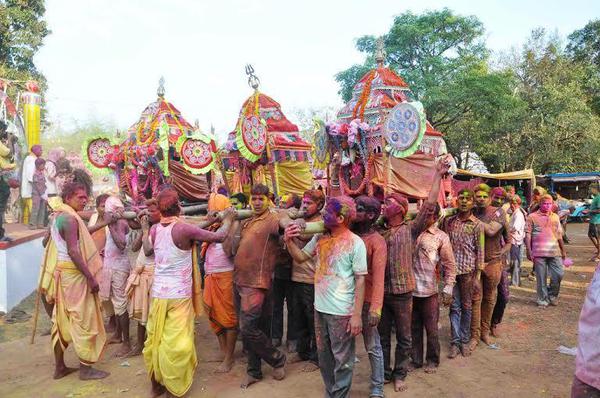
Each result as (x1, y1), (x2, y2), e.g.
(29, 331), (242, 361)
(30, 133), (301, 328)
(35, 0), (600, 141)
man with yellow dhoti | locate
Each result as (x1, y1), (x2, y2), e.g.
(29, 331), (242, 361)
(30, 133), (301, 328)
(47, 181), (109, 380)
(143, 188), (235, 397)
(40, 194), (113, 320)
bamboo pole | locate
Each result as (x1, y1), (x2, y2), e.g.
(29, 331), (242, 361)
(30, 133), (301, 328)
(30, 266), (47, 344)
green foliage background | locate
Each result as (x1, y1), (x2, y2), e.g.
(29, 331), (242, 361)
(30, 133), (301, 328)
(335, 9), (600, 174)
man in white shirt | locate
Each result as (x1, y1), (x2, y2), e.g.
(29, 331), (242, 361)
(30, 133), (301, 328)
(20, 144), (42, 224)
(509, 195), (526, 286)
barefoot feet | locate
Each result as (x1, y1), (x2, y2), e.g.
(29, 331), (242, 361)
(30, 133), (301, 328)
(79, 366), (110, 380)
(272, 366), (285, 381)
(393, 379), (408, 392)
(53, 366), (78, 380)
(115, 342), (132, 357)
(124, 343), (143, 358)
(240, 375), (261, 389)
(151, 383), (166, 397)
(214, 358), (234, 373)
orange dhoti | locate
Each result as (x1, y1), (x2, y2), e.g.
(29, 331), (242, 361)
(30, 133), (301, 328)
(202, 271), (237, 335)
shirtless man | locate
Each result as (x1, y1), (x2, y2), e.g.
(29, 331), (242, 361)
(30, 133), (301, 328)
(49, 182), (109, 380)
(101, 197), (132, 357)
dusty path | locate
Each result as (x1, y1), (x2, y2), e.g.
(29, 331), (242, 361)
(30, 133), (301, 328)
(0, 223), (596, 398)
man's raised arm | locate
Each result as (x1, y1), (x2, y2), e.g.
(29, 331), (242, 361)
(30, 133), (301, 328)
(186, 209), (235, 244)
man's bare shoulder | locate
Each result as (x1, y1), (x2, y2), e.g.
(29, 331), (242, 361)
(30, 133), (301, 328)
(55, 212), (76, 224)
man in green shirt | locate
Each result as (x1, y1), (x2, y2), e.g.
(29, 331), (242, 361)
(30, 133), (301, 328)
(588, 184), (600, 261)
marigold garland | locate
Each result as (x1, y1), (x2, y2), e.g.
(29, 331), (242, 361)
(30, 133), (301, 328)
(352, 70), (376, 121)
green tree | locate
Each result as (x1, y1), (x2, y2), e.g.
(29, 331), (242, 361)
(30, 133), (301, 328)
(335, 8), (488, 131)
(335, 8), (523, 171)
(42, 119), (119, 155)
(567, 19), (600, 67)
(498, 29), (600, 174)
(0, 0), (50, 99)
(566, 19), (600, 115)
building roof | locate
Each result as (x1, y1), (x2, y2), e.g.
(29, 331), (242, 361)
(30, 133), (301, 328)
(542, 172), (600, 183)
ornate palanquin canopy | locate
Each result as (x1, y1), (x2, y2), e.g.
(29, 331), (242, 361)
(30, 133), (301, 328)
(220, 66), (313, 196)
(84, 78), (215, 202)
(335, 65), (446, 157)
(320, 38), (450, 198)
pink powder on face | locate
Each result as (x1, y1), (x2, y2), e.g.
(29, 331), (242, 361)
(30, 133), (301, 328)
(539, 201), (553, 213)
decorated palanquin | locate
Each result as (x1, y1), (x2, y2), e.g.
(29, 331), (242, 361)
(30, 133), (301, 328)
(315, 39), (451, 201)
(83, 79), (215, 203)
(221, 69), (313, 196)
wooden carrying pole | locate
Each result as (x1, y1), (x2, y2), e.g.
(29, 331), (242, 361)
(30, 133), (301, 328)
(30, 263), (47, 344)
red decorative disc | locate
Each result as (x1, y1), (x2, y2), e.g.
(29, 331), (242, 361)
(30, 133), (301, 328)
(87, 138), (112, 168)
(181, 138), (213, 170)
(241, 115), (267, 156)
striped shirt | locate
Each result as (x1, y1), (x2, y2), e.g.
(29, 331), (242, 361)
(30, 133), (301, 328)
(413, 226), (456, 297)
(382, 202), (434, 295)
(526, 211), (563, 258)
(441, 214), (485, 275)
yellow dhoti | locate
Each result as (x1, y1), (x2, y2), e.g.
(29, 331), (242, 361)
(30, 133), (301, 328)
(51, 261), (106, 365)
(143, 298), (197, 397)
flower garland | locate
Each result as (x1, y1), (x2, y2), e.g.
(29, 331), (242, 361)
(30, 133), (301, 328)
(339, 156), (374, 196)
(352, 70), (376, 121)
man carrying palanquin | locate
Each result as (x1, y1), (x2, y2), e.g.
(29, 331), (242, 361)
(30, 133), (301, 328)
(202, 193), (239, 373)
(143, 188), (235, 397)
(230, 183), (294, 389)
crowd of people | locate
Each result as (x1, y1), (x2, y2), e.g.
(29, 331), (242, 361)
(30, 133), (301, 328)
(35, 156), (600, 398)
(0, 120), (93, 240)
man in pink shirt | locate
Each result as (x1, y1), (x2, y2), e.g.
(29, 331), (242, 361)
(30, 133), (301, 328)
(412, 203), (455, 373)
(525, 194), (567, 307)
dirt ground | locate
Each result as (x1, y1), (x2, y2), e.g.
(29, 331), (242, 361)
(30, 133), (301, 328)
(0, 223), (596, 398)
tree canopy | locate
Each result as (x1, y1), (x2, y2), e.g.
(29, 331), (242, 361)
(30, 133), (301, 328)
(335, 9), (600, 174)
(0, 0), (49, 99)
